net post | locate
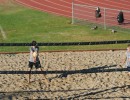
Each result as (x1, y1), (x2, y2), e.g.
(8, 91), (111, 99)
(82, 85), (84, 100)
(104, 8), (106, 30)
(72, 0), (74, 24)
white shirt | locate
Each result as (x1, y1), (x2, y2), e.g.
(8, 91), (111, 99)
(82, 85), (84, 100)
(126, 50), (130, 67)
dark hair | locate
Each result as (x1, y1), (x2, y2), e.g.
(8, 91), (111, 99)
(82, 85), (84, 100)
(31, 41), (37, 46)
(128, 44), (130, 47)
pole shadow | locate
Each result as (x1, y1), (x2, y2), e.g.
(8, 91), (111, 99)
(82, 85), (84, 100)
(56, 64), (127, 78)
(1, 85), (130, 99)
(0, 65), (127, 75)
(67, 85), (130, 99)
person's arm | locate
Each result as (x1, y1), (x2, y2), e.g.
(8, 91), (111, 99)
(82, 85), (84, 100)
(122, 57), (126, 64)
(33, 47), (38, 63)
(33, 55), (36, 63)
(30, 46), (36, 63)
(30, 47), (34, 56)
(117, 15), (119, 19)
(122, 52), (127, 65)
(33, 52), (37, 63)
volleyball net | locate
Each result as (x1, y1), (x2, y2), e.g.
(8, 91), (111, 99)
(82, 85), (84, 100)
(0, 40), (129, 52)
(0, 40), (130, 46)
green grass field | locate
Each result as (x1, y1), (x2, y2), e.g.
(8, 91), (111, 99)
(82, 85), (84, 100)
(0, 1), (129, 52)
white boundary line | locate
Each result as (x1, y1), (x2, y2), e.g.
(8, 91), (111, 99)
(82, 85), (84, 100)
(16, 0), (130, 29)
(17, 0), (95, 19)
(0, 25), (7, 39)
(60, 0), (72, 5)
(44, 0), (98, 15)
(74, 0), (130, 11)
(104, 0), (130, 8)
(33, 0), (95, 15)
(40, 0), (72, 9)
(74, 3), (130, 12)
(15, 0), (71, 17)
(61, 0), (130, 17)
(30, 0), (71, 14)
(74, 3), (130, 18)
(32, 0), (99, 19)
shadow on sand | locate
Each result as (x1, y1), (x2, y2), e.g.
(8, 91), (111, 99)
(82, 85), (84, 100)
(0, 85), (130, 99)
(0, 65), (127, 75)
(0, 64), (129, 99)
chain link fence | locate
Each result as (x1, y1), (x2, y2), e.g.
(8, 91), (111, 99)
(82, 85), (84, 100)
(72, 3), (130, 33)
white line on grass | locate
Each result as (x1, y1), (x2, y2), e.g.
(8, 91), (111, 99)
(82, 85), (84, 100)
(0, 25), (7, 39)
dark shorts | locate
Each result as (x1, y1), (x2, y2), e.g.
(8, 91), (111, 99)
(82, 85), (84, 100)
(29, 61), (41, 69)
(127, 66), (130, 72)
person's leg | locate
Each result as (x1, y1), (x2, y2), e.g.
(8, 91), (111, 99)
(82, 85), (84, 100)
(35, 61), (49, 85)
(128, 67), (130, 75)
(95, 11), (98, 20)
(40, 68), (49, 83)
(128, 72), (130, 76)
(28, 62), (33, 83)
(29, 68), (32, 83)
(127, 67), (130, 76)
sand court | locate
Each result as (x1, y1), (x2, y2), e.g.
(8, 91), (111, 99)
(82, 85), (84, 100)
(0, 50), (130, 99)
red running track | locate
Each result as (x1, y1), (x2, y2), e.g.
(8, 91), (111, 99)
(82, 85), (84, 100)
(0, 0), (7, 3)
(15, 0), (130, 28)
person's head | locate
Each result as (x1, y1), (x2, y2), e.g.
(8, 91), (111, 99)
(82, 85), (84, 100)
(127, 44), (130, 51)
(96, 7), (99, 10)
(31, 41), (37, 46)
(119, 10), (123, 14)
(120, 10), (123, 12)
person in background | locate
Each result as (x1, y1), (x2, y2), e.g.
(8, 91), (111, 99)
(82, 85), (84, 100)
(95, 7), (101, 18)
(117, 10), (124, 24)
(123, 44), (130, 76)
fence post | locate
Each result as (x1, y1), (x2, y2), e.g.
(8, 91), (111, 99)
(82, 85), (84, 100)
(104, 8), (106, 29)
(72, 0), (74, 24)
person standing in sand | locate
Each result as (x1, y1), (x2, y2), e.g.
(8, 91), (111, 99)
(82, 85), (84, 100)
(123, 44), (130, 75)
(28, 41), (49, 84)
